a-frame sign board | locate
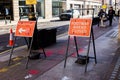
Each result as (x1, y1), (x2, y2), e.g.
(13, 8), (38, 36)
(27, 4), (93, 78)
(64, 8), (97, 72)
(8, 21), (46, 69)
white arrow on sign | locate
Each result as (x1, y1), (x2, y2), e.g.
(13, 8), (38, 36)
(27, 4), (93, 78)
(18, 28), (27, 33)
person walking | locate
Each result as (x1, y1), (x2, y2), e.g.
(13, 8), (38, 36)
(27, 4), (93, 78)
(108, 6), (115, 26)
(98, 9), (106, 27)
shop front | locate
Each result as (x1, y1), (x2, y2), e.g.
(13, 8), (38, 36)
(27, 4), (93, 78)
(0, 0), (13, 20)
(19, 0), (45, 19)
(52, 0), (66, 17)
(0, 0), (102, 21)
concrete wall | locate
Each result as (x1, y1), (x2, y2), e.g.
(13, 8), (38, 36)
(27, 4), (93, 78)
(45, 0), (52, 19)
(13, 0), (19, 21)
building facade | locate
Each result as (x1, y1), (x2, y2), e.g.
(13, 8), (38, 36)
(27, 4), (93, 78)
(0, 0), (102, 21)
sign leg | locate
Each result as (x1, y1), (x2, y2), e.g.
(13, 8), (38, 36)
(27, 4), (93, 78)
(42, 48), (46, 58)
(24, 37), (29, 49)
(74, 36), (79, 57)
(85, 33), (92, 72)
(91, 28), (97, 64)
(26, 37), (34, 69)
(8, 37), (16, 66)
(64, 36), (70, 68)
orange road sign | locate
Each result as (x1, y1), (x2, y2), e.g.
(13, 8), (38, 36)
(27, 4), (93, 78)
(68, 18), (92, 37)
(15, 21), (36, 37)
(26, 0), (37, 5)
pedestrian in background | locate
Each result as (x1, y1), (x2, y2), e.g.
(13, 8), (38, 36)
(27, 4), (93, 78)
(108, 6), (115, 26)
(98, 9), (106, 27)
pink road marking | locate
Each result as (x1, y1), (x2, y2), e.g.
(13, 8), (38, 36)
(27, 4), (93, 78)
(71, 48), (84, 57)
(28, 69), (39, 75)
(46, 51), (54, 57)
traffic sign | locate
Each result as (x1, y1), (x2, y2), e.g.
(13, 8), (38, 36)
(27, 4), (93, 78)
(68, 18), (92, 37)
(26, 0), (37, 5)
(102, 5), (107, 9)
(15, 21), (36, 37)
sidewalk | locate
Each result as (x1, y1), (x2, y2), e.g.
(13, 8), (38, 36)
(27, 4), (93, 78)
(34, 25), (120, 80)
(0, 17), (69, 35)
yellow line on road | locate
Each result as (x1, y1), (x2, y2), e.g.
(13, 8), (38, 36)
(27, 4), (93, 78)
(0, 67), (8, 73)
(0, 62), (21, 73)
(0, 45), (27, 55)
(9, 62), (21, 68)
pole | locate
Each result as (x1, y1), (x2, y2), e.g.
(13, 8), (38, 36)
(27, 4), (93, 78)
(115, 0), (116, 11)
(64, 36), (70, 68)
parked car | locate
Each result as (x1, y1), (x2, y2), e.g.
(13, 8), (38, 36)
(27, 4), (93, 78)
(59, 9), (80, 20)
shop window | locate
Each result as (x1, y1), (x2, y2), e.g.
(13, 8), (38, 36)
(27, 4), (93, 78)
(19, 1), (29, 18)
(19, 0), (45, 18)
(36, 0), (45, 18)
(52, 2), (62, 17)
(0, 0), (13, 20)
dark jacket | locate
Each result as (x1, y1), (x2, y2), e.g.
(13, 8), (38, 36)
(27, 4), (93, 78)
(108, 10), (115, 18)
(98, 10), (107, 19)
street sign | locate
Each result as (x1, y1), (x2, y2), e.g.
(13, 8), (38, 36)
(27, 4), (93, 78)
(15, 21), (36, 37)
(102, 5), (107, 9)
(26, 0), (37, 5)
(68, 18), (92, 37)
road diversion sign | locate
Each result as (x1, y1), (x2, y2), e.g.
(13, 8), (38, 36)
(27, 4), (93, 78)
(68, 18), (92, 37)
(15, 21), (36, 37)
(26, 0), (37, 5)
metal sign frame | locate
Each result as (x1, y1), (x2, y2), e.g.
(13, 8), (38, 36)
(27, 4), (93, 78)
(64, 8), (97, 72)
(8, 18), (46, 69)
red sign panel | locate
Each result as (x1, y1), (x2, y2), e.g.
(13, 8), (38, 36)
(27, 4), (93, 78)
(15, 21), (36, 37)
(68, 18), (92, 37)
